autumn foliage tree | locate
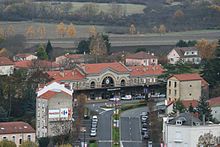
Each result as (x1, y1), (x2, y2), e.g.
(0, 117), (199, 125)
(20, 141), (38, 147)
(196, 39), (217, 60)
(6, 25), (15, 37)
(0, 140), (16, 147)
(174, 9), (184, 19)
(0, 26), (4, 38)
(158, 24), (166, 35)
(57, 22), (66, 38)
(66, 23), (76, 38)
(26, 25), (35, 39)
(38, 24), (46, 39)
(89, 25), (97, 37)
(129, 24), (136, 35)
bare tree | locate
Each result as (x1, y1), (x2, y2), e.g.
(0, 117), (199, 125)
(196, 39), (217, 60)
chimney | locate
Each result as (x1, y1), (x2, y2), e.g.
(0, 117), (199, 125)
(151, 53), (154, 56)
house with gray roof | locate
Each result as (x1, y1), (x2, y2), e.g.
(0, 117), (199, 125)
(162, 113), (220, 147)
(167, 47), (201, 64)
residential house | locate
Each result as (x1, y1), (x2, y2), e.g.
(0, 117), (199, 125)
(36, 82), (73, 138)
(15, 60), (60, 71)
(0, 57), (14, 75)
(55, 53), (86, 65)
(167, 47), (201, 64)
(208, 97), (220, 122)
(126, 51), (158, 66)
(167, 73), (208, 102)
(13, 53), (37, 61)
(0, 121), (35, 146)
(163, 113), (220, 147)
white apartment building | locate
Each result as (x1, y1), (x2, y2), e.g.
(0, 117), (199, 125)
(0, 57), (14, 75)
(36, 82), (73, 138)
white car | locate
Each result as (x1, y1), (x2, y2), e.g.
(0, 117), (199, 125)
(92, 115), (98, 122)
(109, 97), (120, 101)
(90, 128), (97, 137)
(121, 95), (132, 100)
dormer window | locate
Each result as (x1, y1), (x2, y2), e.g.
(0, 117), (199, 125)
(191, 52), (194, 54)
(176, 120), (182, 125)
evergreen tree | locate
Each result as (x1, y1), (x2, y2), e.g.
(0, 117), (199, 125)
(36, 45), (48, 60)
(46, 40), (53, 60)
(197, 96), (212, 121)
(173, 99), (186, 113)
(77, 39), (90, 54)
(176, 40), (188, 47)
(102, 34), (111, 54)
(188, 103), (194, 113)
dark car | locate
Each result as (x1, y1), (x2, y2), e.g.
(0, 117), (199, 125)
(143, 131), (149, 139)
(142, 123), (148, 128)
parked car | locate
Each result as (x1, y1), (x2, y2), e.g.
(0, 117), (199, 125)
(143, 131), (149, 139)
(142, 123), (148, 128)
(90, 128), (97, 137)
(133, 95), (145, 99)
(141, 115), (148, 123)
(140, 111), (148, 117)
(91, 121), (97, 128)
(121, 95), (132, 100)
(92, 115), (98, 122)
(109, 97), (120, 101)
(151, 93), (166, 98)
(141, 127), (148, 135)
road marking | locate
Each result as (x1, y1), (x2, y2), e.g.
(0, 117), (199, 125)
(98, 140), (112, 142)
(121, 140), (142, 143)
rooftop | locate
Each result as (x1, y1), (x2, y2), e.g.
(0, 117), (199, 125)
(174, 47), (199, 58)
(208, 97), (220, 107)
(126, 51), (157, 59)
(168, 112), (202, 126)
(39, 90), (71, 100)
(0, 121), (35, 134)
(0, 57), (14, 66)
(15, 53), (34, 58)
(129, 65), (164, 76)
(170, 73), (205, 82)
(47, 69), (85, 82)
(79, 62), (130, 74)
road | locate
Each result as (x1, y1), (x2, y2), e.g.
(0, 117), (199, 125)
(97, 110), (113, 147)
(120, 107), (149, 147)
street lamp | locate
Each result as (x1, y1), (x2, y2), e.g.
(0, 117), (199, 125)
(80, 127), (86, 147)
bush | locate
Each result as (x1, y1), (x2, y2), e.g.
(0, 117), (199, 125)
(20, 141), (38, 147)
(0, 140), (16, 147)
(89, 140), (96, 143)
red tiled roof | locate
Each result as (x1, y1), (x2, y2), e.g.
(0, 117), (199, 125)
(126, 51), (157, 59)
(171, 73), (204, 81)
(47, 69), (85, 82)
(129, 65), (164, 76)
(15, 60), (59, 69)
(181, 100), (198, 108)
(39, 90), (71, 100)
(81, 62), (130, 74)
(0, 57), (14, 66)
(15, 53), (32, 58)
(0, 121), (35, 134)
(208, 97), (220, 107)
(15, 60), (32, 68)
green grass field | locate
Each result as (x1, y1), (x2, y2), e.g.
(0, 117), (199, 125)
(34, 1), (146, 16)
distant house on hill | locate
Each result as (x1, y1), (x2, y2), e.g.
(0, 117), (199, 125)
(126, 51), (158, 66)
(13, 53), (37, 61)
(55, 53), (86, 65)
(0, 56), (14, 75)
(15, 60), (59, 71)
(167, 47), (201, 64)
